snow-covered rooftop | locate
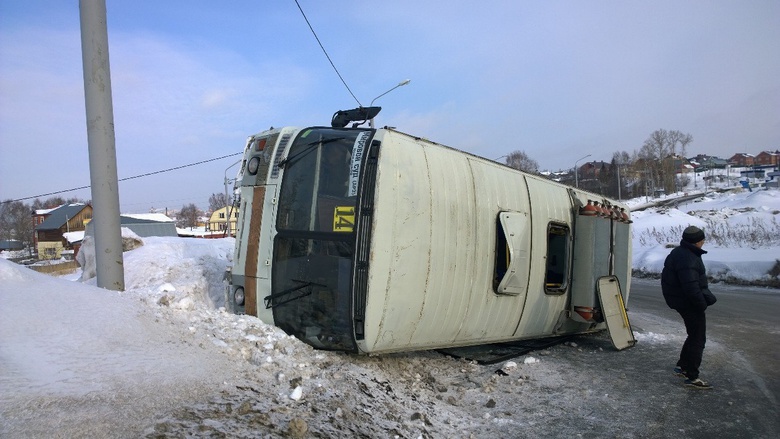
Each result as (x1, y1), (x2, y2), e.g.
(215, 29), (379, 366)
(122, 213), (175, 222)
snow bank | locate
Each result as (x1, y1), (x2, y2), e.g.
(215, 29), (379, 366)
(77, 227), (144, 282)
(631, 188), (780, 285)
(0, 258), (244, 438)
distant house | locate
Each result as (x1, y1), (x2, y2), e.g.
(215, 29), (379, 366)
(35, 204), (93, 259)
(729, 153), (755, 167)
(120, 213), (178, 237)
(755, 150), (779, 167)
(0, 240), (24, 252)
(61, 231), (84, 260)
(767, 170), (780, 188)
(578, 161), (611, 179)
(691, 154), (728, 169)
(667, 155), (692, 173)
(207, 206), (239, 237)
(84, 213), (178, 239)
(32, 205), (60, 249)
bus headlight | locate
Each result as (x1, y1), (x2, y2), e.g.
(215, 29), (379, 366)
(234, 287), (245, 306)
(247, 157), (260, 175)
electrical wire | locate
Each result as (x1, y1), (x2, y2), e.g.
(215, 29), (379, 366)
(6, 2), (360, 205)
(294, 0), (362, 107)
(2, 151), (243, 204)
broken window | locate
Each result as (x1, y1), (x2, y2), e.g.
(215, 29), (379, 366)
(545, 223), (569, 294)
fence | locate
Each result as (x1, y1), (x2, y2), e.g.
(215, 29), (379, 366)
(28, 260), (80, 275)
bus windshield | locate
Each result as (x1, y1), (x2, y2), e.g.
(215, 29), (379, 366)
(272, 127), (373, 351)
(277, 128), (371, 232)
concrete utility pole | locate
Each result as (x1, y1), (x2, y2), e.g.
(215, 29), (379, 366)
(79, 0), (124, 290)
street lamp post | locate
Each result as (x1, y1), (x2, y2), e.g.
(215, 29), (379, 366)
(369, 79), (410, 128)
(222, 158), (243, 236)
(224, 158), (242, 206)
(574, 154), (591, 188)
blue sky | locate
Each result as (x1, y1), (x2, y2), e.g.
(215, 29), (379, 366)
(1, 1), (778, 213)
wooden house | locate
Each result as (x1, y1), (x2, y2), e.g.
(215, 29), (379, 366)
(729, 153), (755, 167)
(207, 206), (239, 237)
(35, 204), (93, 259)
(755, 150), (779, 167)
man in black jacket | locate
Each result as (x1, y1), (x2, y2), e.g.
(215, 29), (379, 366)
(661, 225), (717, 389)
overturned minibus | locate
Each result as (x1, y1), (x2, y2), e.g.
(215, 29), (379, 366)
(225, 119), (633, 354)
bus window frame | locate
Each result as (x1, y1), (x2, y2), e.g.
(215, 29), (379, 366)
(544, 222), (570, 295)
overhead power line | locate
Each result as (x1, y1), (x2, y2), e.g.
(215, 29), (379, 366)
(294, 0), (362, 107)
(3, 151), (243, 204)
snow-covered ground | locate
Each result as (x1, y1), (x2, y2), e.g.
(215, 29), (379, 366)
(1, 188), (778, 438)
(629, 187), (779, 286)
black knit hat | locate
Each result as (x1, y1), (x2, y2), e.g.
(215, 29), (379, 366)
(682, 226), (705, 244)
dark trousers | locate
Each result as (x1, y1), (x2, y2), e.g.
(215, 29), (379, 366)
(676, 308), (707, 380)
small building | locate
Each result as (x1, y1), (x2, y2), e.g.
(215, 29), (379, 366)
(578, 161), (611, 180)
(62, 231), (85, 260)
(740, 169), (765, 179)
(692, 154), (729, 169)
(672, 155), (693, 173)
(120, 213), (178, 237)
(729, 153), (755, 167)
(32, 205), (61, 250)
(35, 204), (93, 259)
(84, 213), (178, 239)
(207, 206), (240, 237)
(0, 239), (25, 252)
(755, 150), (779, 167)
(766, 170), (780, 188)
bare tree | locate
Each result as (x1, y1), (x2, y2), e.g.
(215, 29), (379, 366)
(504, 150), (539, 173)
(668, 130), (693, 158)
(610, 151), (634, 199)
(0, 200), (34, 246)
(613, 151), (631, 166)
(177, 203), (202, 229)
(31, 197), (89, 210)
(32, 197), (66, 210)
(639, 129), (693, 194)
(595, 161), (611, 196)
(209, 193), (229, 212)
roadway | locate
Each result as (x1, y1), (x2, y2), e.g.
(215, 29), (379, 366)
(626, 278), (780, 436)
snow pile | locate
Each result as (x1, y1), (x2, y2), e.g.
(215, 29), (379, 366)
(631, 188), (780, 285)
(0, 257), (244, 438)
(76, 227), (144, 282)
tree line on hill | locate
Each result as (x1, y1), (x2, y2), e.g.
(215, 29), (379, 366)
(503, 128), (706, 199)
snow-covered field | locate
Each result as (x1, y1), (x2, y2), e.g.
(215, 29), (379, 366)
(1, 188), (778, 438)
(629, 188), (779, 286)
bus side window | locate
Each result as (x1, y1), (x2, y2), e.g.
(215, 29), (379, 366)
(545, 223), (569, 293)
(494, 219), (510, 290)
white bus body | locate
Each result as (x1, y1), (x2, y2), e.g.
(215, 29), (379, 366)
(226, 126), (632, 354)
